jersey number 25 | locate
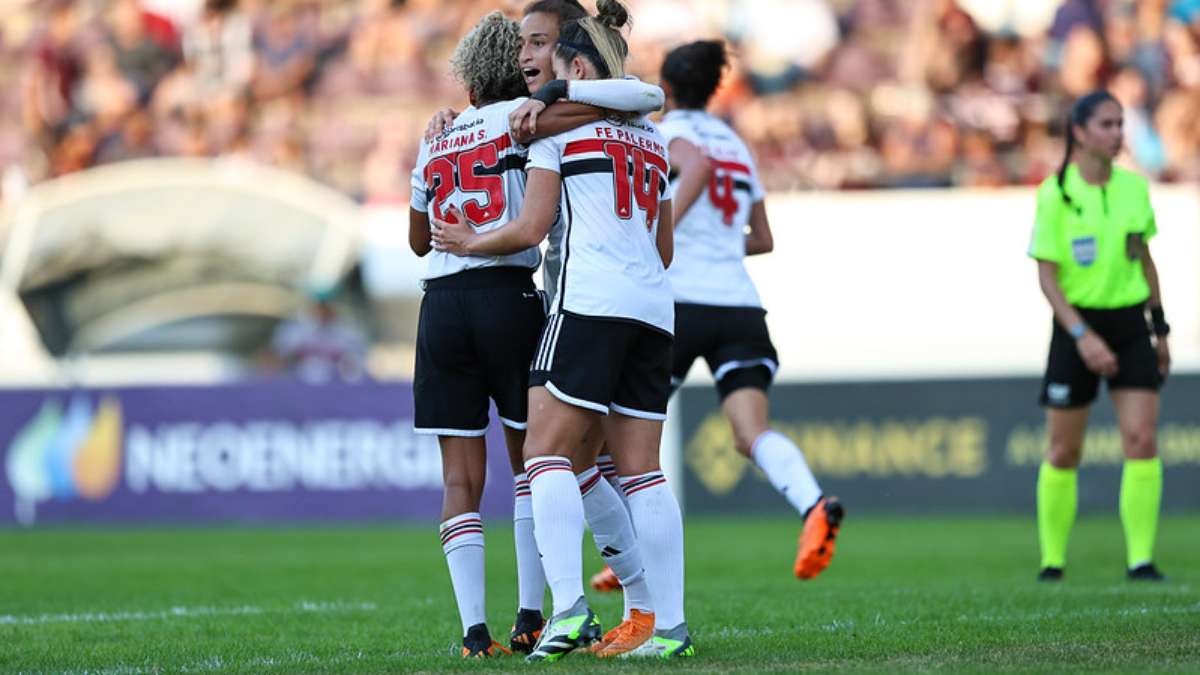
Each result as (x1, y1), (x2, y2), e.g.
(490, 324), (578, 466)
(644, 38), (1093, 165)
(425, 141), (506, 226)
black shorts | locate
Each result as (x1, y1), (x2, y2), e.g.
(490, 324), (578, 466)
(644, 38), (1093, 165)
(672, 303), (779, 399)
(1040, 303), (1162, 408)
(414, 267), (545, 436)
(530, 312), (673, 420)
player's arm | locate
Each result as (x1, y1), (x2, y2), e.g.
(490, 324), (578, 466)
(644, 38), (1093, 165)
(656, 198), (675, 269)
(409, 208), (433, 256)
(431, 168), (560, 256)
(745, 200), (774, 256)
(513, 103), (603, 144)
(668, 138), (712, 224)
(511, 78), (664, 138)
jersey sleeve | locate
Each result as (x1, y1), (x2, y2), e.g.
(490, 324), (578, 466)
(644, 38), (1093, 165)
(747, 162), (766, 202)
(567, 77), (664, 113)
(1139, 178), (1157, 241)
(526, 136), (562, 174)
(660, 119), (702, 146)
(409, 142), (430, 212)
(1028, 180), (1067, 263)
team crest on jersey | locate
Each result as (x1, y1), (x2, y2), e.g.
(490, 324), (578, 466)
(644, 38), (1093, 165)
(1071, 236), (1096, 267)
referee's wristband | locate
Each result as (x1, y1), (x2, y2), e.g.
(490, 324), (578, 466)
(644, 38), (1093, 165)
(1150, 305), (1170, 336)
(1068, 322), (1088, 340)
(531, 79), (568, 106)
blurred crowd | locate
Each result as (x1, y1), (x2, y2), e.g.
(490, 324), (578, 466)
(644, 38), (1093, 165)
(1, 0), (1199, 203)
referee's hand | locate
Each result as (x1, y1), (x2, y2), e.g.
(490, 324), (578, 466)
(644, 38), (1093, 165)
(1156, 337), (1171, 380)
(1076, 332), (1119, 378)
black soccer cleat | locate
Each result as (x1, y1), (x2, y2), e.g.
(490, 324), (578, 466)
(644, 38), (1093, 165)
(525, 597), (601, 663)
(1037, 567), (1064, 582)
(509, 608), (545, 654)
(1127, 563), (1166, 582)
(462, 622), (511, 658)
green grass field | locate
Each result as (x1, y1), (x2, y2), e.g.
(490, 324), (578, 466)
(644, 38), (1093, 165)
(3, 514), (1198, 673)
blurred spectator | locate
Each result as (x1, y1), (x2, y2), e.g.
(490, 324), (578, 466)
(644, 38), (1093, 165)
(267, 290), (367, 384)
(6, 0), (1199, 193)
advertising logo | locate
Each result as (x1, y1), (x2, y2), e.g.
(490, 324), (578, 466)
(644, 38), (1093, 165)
(5, 396), (123, 525)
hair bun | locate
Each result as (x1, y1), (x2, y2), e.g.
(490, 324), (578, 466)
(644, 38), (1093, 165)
(595, 0), (629, 29)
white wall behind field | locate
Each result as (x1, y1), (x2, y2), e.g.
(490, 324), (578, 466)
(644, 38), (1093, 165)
(730, 186), (1200, 384)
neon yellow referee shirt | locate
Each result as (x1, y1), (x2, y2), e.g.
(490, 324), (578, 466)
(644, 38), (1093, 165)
(1028, 165), (1157, 309)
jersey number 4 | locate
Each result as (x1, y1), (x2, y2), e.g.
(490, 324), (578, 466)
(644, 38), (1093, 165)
(709, 173), (739, 226)
(424, 141), (506, 225)
(603, 142), (661, 230)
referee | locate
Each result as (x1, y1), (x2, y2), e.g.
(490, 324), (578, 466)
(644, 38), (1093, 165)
(1028, 90), (1170, 582)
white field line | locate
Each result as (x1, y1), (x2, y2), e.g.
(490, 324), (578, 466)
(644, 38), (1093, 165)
(0, 600), (376, 626)
(704, 602), (1200, 639)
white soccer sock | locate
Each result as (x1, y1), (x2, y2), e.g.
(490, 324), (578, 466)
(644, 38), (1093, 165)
(578, 466), (653, 618)
(621, 471), (685, 630)
(439, 512), (486, 636)
(512, 473), (545, 613)
(752, 430), (823, 515)
(526, 457), (585, 617)
(597, 454), (628, 510)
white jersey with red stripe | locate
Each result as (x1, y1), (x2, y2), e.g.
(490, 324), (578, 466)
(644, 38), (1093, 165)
(658, 109), (766, 308)
(526, 115), (675, 334)
(411, 99), (540, 281)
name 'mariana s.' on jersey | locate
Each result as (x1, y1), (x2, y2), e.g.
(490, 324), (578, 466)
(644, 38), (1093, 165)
(527, 116), (675, 335)
(410, 99), (540, 281)
(658, 109), (767, 308)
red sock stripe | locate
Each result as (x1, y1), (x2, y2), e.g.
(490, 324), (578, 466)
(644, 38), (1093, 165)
(526, 459), (572, 482)
(577, 470), (602, 496)
(439, 518), (483, 544)
(620, 473), (666, 496)
(440, 526), (484, 546)
(622, 477), (667, 496)
(513, 479), (532, 498)
(597, 457), (618, 477)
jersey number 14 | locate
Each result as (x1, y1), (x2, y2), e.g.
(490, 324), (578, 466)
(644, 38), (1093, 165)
(603, 142), (661, 230)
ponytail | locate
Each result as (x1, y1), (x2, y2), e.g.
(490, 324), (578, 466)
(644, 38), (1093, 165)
(1057, 90), (1119, 208)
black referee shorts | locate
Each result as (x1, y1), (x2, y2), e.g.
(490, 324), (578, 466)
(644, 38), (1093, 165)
(1040, 303), (1162, 408)
(672, 303), (779, 399)
(414, 267), (545, 436)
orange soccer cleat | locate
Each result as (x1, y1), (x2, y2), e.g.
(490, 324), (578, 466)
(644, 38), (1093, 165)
(590, 565), (622, 592)
(794, 496), (845, 580)
(461, 640), (511, 658)
(590, 609), (655, 658)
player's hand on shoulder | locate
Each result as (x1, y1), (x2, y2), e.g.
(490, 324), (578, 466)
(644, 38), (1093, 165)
(430, 204), (474, 256)
(509, 99), (547, 139)
(425, 108), (458, 142)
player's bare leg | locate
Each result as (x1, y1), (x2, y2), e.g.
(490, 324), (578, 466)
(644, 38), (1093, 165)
(723, 387), (844, 580)
(439, 437), (509, 657)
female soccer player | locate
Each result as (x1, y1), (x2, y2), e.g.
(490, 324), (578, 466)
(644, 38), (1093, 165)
(655, 40), (844, 581)
(1028, 90), (1170, 582)
(432, 0), (691, 660)
(408, 12), (543, 658)
(414, 2), (664, 658)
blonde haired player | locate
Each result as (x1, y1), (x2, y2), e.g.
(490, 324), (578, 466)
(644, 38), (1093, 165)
(433, 0), (691, 660)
